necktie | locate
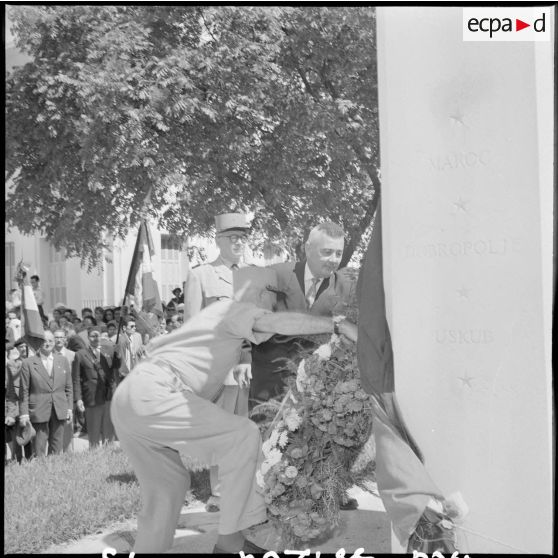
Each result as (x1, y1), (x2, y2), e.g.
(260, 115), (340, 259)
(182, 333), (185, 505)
(306, 277), (320, 308)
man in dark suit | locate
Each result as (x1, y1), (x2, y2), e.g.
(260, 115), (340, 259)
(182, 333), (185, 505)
(251, 220), (355, 401)
(251, 221), (358, 510)
(115, 317), (144, 384)
(73, 327), (118, 448)
(18, 330), (73, 457)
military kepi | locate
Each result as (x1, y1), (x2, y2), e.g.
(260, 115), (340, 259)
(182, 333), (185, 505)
(215, 213), (251, 234)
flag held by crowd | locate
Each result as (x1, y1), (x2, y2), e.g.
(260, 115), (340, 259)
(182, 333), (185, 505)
(15, 261), (45, 351)
(124, 220), (163, 319)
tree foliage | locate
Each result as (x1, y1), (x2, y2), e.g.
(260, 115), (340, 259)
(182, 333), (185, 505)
(6, 6), (380, 268)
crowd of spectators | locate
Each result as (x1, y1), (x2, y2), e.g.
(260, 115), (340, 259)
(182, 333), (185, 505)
(5, 286), (187, 462)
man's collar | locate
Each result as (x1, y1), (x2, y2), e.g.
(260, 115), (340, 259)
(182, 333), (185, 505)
(218, 254), (240, 269)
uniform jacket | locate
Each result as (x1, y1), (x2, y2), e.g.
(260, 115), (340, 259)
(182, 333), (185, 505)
(183, 256), (240, 320)
(72, 345), (117, 408)
(19, 354), (73, 423)
(183, 256), (257, 369)
(270, 260), (355, 316)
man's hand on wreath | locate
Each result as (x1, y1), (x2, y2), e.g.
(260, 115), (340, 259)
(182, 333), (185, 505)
(233, 363), (252, 388)
(338, 319), (358, 343)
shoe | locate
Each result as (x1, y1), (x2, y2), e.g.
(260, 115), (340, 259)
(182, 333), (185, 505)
(213, 539), (267, 554)
(205, 495), (220, 513)
(339, 496), (359, 511)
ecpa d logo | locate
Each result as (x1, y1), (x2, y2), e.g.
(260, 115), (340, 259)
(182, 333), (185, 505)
(463, 8), (551, 41)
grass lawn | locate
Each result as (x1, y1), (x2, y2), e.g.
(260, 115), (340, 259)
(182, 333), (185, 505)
(4, 445), (210, 554)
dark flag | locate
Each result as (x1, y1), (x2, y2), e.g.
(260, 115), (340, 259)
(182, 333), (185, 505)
(356, 205), (448, 549)
(124, 220), (163, 318)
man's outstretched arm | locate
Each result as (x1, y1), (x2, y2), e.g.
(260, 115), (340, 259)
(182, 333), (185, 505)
(253, 312), (358, 342)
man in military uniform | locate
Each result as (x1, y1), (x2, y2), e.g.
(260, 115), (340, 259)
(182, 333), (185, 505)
(183, 212), (254, 512)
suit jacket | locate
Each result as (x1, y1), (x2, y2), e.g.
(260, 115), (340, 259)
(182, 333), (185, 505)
(72, 346), (116, 407)
(270, 260), (355, 316)
(19, 354), (73, 423)
(5, 358), (19, 419)
(55, 347), (75, 368)
(253, 260), (356, 379)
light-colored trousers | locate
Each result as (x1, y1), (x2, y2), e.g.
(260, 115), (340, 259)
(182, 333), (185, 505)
(85, 402), (115, 448)
(210, 384), (250, 497)
(110, 363), (266, 553)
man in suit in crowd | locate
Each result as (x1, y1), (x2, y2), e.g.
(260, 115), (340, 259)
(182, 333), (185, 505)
(73, 327), (118, 448)
(6, 338), (33, 461)
(53, 329), (77, 452)
(183, 212), (255, 512)
(18, 330), (73, 457)
(116, 317), (144, 384)
(251, 220), (358, 510)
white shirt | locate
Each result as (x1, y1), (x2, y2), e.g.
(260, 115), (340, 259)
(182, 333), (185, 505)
(33, 287), (45, 306)
(40, 352), (54, 376)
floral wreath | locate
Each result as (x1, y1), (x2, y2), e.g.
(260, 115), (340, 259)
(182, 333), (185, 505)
(252, 278), (376, 548)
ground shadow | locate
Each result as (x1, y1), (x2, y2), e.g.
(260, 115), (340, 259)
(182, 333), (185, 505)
(189, 469), (212, 502)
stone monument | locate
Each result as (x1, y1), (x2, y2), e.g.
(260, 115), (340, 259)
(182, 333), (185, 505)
(376, 6), (553, 554)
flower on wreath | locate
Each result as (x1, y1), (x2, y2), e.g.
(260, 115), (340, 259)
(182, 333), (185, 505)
(277, 430), (289, 448)
(313, 342), (332, 361)
(290, 447), (304, 459)
(260, 447), (282, 475)
(284, 408), (302, 432)
(285, 465), (298, 479)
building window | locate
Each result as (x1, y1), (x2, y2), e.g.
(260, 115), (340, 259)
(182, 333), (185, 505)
(160, 235), (183, 303)
(5, 242), (15, 298)
(48, 244), (67, 308)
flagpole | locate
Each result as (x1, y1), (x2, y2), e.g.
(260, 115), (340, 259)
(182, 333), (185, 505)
(115, 221), (144, 346)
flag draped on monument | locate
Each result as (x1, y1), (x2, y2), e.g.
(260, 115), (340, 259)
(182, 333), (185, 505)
(125, 220), (163, 318)
(356, 206), (444, 547)
(16, 262), (45, 351)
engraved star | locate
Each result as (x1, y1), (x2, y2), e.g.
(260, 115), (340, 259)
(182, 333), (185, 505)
(458, 373), (474, 388)
(457, 286), (470, 299)
(449, 108), (466, 126)
(453, 198), (469, 213)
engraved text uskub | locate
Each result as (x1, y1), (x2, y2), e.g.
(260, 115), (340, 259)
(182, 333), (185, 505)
(435, 329), (494, 344)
